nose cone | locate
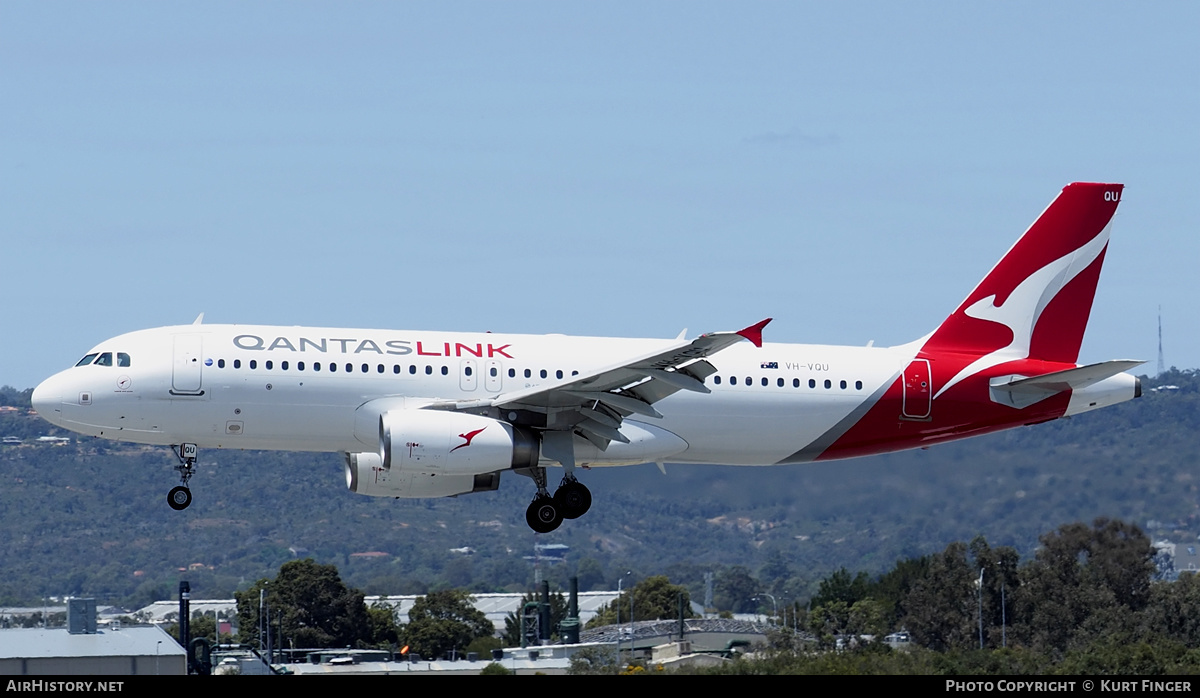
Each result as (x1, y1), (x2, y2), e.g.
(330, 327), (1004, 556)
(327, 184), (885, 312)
(31, 373), (65, 426)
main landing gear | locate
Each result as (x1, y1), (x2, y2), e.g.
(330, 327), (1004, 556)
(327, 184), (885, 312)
(168, 443), (198, 511)
(519, 468), (593, 534)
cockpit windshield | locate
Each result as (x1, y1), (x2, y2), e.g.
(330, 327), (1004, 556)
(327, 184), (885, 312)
(76, 351), (130, 368)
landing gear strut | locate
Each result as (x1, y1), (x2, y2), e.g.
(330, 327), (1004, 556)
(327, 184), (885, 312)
(168, 443), (198, 511)
(517, 431), (595, 532)
(518, 467), (562, 534)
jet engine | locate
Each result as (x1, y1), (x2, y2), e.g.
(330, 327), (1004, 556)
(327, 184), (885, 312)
(344, 410), (538, 499)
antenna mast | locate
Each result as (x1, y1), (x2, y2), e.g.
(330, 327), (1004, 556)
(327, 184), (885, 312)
(1157, 306), (1165, 377)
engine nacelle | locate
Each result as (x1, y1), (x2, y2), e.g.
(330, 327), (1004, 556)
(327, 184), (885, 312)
(345, 451), (502, 498)
(380, 409), (538, 474)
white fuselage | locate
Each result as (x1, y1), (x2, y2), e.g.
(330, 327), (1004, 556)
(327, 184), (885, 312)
(33, 323), (913, 467)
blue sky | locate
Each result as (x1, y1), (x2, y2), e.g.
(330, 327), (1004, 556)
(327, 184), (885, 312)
(3, 1), (1197, 390)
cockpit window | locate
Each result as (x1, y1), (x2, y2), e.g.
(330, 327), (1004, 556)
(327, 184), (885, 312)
(93, 352), (113, 367)
(117, 353), (131, 367)
(75, 353), (99, 367)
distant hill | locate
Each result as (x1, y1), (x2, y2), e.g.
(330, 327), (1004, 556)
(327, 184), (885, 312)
(0, 369), (1196, 608)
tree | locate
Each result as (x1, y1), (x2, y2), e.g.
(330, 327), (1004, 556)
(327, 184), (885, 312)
(1014, 518), (1155, 655)
(902, 541), (976, 651)
(714, 566), (761, 614)
(366, 599), (400, 647)
(811, 567), (871, 609)
(586, 575), (694, 628)
(401, 589), (494, 660)
(568, 645), (620, 675)
(234, 559), (371, 649)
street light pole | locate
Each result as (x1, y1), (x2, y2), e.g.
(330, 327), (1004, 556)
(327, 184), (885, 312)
(977, 568), (985, 650)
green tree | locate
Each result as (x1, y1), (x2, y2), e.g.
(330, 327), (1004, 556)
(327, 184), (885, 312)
(902, 541), (976, 651)
(234, 559), (371, 649)
(366, 599), (400, 647)
(1013, 518), (1155, 655)
(1143, 573), (1200, 645)
(401, 589), (494, 660)
(811, 567), (871, 609)
(586, 575), (694, 628)
(575, 557), (607, 592)
(568, 645), (620, 675)
(714, 566), (760, 613)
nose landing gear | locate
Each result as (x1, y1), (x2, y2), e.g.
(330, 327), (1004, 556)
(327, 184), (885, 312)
(168, 443), (198, 511)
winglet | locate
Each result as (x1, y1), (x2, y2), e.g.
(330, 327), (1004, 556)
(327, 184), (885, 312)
(736, 318), (772, 348)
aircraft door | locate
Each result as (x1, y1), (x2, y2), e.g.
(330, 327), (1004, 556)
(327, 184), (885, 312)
(460, 359), (478, 392)
(172, 335), (204, 394)
(484, 360), (503, 392)
(901, 358), (932, 420)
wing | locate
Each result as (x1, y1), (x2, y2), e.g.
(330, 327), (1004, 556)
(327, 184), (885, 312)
(434, 318), (771, 449)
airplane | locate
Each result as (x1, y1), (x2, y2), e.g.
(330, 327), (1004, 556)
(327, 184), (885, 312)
(32, 182), (1142, 533)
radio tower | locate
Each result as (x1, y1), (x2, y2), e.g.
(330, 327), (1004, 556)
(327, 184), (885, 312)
(1157, 306), (1165, 377)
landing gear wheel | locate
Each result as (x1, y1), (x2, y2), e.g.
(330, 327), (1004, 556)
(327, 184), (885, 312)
(169, 443), (198, 512)
(168, 486), (192, 511)
(526, 495), (563, 534)
(554, 480), (592, 520)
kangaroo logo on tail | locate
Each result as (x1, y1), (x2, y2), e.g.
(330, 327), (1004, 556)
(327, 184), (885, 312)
(922, 183), (1123, 398)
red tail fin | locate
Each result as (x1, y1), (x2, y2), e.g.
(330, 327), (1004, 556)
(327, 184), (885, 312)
(924, 183), (1123, 394)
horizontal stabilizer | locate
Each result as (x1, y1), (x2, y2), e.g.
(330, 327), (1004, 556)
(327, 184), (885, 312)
(990, 360), (1145, 409)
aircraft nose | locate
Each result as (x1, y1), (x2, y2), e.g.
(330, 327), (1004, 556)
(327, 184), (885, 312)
(31, 374), (64, 423)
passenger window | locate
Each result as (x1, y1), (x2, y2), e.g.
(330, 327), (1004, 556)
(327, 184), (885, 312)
(329, 363), (337, 373)
(777, 378), (784, 387)
(556, 370), (563, 379)
(465, 366), (473, 376)
(840, 380), (847, 389)
(809, 379), (816, 388)
(540, 369), (548, 379)
(249, 360), (257, 370)
(856, 380), (863, 390)
(218, 359), (226, 369)
(393, 365), (401, 374)
(524, 369), (532, 378)
(313, 362), (320, 371)
(298, 361), (305, 371)
(265, 360), (273, 370)
(824, 379), (831, 389)
(94, 352), (113, 367)
(793, 378), (800, 388)
(409, 365), (417, 375)
(282, 361), (289, 370)
(714, 376), (722, 385)
(425, 366), (433, 375)
(441, 366), (448, 375)
(117, 353), (131, 367)
(508, 368), (516, 378)
(233, 359), (241, 369)
(761, 377), (768, 387)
